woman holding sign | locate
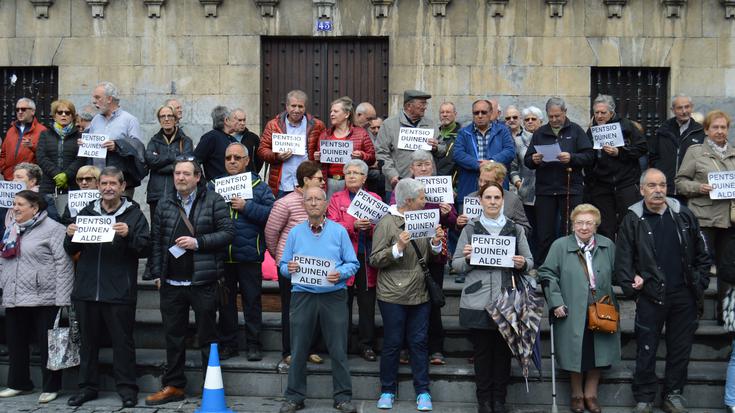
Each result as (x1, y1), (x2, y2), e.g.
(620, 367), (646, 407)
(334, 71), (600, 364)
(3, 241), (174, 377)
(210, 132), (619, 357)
(309, 97), (376, 198)
(451, 181), (532, 413)
(538, 204), (619, 413)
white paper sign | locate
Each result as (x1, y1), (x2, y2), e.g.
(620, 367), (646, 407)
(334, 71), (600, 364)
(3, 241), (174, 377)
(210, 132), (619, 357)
(463, 196), (482, 219)
(0, 181), (26, 208)
(72, 215), (116, 243)
(416, 176), (454, 204)
(404, 208), (440, 239)
(169, 244), (186, 258)
(320, 140), (353, 164)
(397, 127), (433, 151)
(272, 133), (306, 156)
(708, 171), (735, 200)
(534, 143), (562, 162)
(590, 122), (625, 149)
(291, 255), (336, 287)
(78, 133), (108, 159)
(215, 173), (253, 202)
(346, 189), (389, 223)
(67, 190), (101, 217)
(470, 234), (516, 268)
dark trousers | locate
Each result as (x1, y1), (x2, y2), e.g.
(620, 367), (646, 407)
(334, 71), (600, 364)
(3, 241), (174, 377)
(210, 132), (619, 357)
(427, 262), (445, 354)
(347, 255), (376, 351)
(148, 202), (157, 223)
(5, 306), (61, 392)
(378, 300), (430, 395)
(523, 204), (538, 262)
(74, 300), (138, 398)
(535, 194), (583, 265)
(218, 262), (263, 350)
(702, 226), (733, 319)
(633, 289), (698, 402)
(469, 328), (512, 405)
(279, 270), (321, 356)
(159, 282), (218, 388)
(285, 290), (352, 403)
(590, 183), (641, 240)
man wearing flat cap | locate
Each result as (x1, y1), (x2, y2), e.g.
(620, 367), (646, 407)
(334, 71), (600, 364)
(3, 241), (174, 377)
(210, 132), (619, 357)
(376, 90), (444, 201)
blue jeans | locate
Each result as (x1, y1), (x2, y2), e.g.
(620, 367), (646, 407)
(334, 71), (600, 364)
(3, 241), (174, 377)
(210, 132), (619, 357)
(726, 338), (735, 406)
(378, 300), (430, 395)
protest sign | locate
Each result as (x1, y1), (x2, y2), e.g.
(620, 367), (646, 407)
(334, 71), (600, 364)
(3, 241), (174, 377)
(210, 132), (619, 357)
(78, 133), (108, 159)
(272, 133), (306, 156)
(397, 128), (433, 151)
(590, 122), (625, 149)
(404, 208), (439, 239)
(416, 176), (453, 204)
(709, 171), (735, 200)
(0, 181), (25, 208)
(463, 196), (482, 219)
(346, 189), (389, 223)
(470, 234), (516, 267)
(320, 140), (353, 164)
(67, 190), (101, 217)
(291, 255), (336, 287)
(72, 215), (116, 243)
(215, 173), (253, 202)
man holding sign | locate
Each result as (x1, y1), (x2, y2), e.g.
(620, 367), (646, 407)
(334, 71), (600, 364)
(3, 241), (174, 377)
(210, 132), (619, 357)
(278, 187), (359, 413)
(63, 167), (150, 408)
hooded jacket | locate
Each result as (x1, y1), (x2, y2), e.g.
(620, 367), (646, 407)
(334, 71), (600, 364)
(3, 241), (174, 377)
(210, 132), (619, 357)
(0, 117), (47, 180)
(649, 117), (706, 196)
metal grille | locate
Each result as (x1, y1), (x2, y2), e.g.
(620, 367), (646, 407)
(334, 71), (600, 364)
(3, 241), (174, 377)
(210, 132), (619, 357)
(590, 67), (669, 138)
(0, 67), (58, 136)
(261, 37), (389, 127)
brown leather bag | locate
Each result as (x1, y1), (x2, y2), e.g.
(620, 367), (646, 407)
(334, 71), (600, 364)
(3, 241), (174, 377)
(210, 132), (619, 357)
(587, 295), (619, 334)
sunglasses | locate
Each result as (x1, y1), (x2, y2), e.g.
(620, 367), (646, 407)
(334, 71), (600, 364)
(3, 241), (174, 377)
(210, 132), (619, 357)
(56, 110), (73, 116)
(473, 110), (489, 116)
(524, 117), (538, 122)
(505, 116), (519, 120)
(76, 176), (97, 183)
(225, 155), (246, 161)
(309, 176), (325, 182)
(16, 107), (31, 112)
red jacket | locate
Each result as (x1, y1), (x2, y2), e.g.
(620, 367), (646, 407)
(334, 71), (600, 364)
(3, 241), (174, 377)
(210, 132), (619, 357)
(0, 118), (47, 180)
(257, 112), (325, 196)
(326, 188), (379, 287)
(309, 125), (376, 178)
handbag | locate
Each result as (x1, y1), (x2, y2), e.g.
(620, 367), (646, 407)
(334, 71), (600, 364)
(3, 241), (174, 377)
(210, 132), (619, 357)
(577, 250), (619, 334)
(724, 287), (735, 332)
(410, 239), (445, 308)
(47, 307), (81, 371)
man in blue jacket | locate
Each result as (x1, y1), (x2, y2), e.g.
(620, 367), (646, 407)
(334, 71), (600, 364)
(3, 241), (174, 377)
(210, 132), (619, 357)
(216, 143), (275, 361)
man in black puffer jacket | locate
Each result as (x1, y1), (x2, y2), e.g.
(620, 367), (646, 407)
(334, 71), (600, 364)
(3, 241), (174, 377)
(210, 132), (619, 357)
(145, 159), (234, 407)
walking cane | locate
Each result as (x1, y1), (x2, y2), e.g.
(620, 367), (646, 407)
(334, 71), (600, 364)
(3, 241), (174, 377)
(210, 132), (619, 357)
(550, 320), (559, 413)
(564, 167), (573, 236)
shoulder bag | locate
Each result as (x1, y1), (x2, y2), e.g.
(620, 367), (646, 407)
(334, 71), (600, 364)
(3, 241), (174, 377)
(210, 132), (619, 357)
(410, 239), (445, 308)
(577, 250), (619, 334)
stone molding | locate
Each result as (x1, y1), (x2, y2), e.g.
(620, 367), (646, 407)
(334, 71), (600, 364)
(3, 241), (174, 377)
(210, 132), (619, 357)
(603, 0), (627, 18)
(314, 0), (335, 18)
(199, 0), (222, 17)
(723, 0), (735, 19)
(662, 0), (686, 18)
(29, 0), (54, 18)
(143, 0), (164, 18)
(487, 0), (508, 17)
(370, 0), (394, 18)
(254, 0), (278, 17)
(546, 0), (567, 17)
(427, 0), (450, 17)
(85, 0), (108, 18)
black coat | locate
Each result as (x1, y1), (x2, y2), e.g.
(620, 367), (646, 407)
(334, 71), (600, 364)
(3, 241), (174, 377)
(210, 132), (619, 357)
(63, 199), (150, 304)
(648, 117), (706, 195)
(148, 186), (234, 284)
(585, 116), (647, 189)
(144, 128), (194, 204)
(35, 128), (87, 195)
(238, 128), (263, 174)
(194, 128), (237, 180)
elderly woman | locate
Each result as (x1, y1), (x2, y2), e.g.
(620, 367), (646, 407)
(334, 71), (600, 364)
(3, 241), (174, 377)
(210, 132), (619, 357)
(326, 159), (380, 361)
(539, 204), (620, 413)
(2, 163), (60, 231)
(60, 166), (101, 225)
(370, 178), (445, 411)
(310, 96), (376, 198)
(145, 105), (194, 219)
(452, 182), (532, 413)
(0, 190), (74, 403)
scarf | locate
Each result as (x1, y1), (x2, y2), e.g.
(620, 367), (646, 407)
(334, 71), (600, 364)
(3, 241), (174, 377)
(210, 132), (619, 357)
(53, 122), (75, 138)
(479, 209), (506, 235)
(576, 235), (596, 290)
(706, 137), (728, 159)
(1, 211), (45, 258)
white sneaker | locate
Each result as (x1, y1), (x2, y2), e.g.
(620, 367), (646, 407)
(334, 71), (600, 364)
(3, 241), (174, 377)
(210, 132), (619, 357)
(0, 388), (30, 398)
(38, 392), (58, 403)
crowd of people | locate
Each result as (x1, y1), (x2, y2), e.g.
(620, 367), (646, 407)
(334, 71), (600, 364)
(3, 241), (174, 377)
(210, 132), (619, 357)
(0, 81), (733, 413)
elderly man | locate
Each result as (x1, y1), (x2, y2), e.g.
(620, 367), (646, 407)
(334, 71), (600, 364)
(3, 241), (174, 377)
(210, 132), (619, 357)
(229, 108), (263, 174)
(145, 159), (234, 406)
(258, 90), (326, 198)
(76, 105), (97, 133)
(504, 105), (523, 139)
(216, 143), (274, 361)
(164, 98), (183, 124)
(194, 106), (237, 180)
(524, 97), (594, 264)
(0, 98), (47, 180)
(64, 166), (150, 408)
(376, 90), (444, 200)
(648, 95), (706, 198)
(355, 102), (377, 130)
(436, 102), (461, 180)
(369, 117), (383, 140)
(88, 82), (145, 195)
(278, 186), (360, 413)
(615, 168), (710, 413)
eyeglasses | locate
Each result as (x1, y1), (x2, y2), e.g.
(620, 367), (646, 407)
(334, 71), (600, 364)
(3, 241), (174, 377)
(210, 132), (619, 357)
(345, 171), (365, 176)
(524, 117), (538, 122)
(505, 115), (519, 120)
(16, 107), (31, 112)
(473, 110), (489, 116)
(56, 110), (73, 116)
(158, 114), (175, 119)
(225, 155), (246, 161)
(175, 155), (196, 161)
(573, 221), (596, 228)
(309, 176), (325, 182)
(76, 176), (97, 183)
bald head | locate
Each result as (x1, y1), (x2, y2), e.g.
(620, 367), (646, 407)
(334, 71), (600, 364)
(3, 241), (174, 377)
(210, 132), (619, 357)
(355, 102), (377, 128)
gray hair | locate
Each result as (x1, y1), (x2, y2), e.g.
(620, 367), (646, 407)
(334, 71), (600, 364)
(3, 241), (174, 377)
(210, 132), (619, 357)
(100, 166), (125, 184)
(640, 167), (666, 187)
(228, 108), (246, 119)
(545, 97), (567, 112)
(593, 94), (616, 114)
(395, 178), (425, 208)
(226, 142), (249, 157)
(14, 162), (42, 184)
(504, 104), (519, 114)
(303, 186), (327, 201)
(355, 102), (375, 115)
(521, 106), (544, 121)
(16, 98), (36, 110)
(411, 150), (433, 164)
(78, 104), (97, 121)
(97, 81), (120, 103)
(286, 89), (308, 105)
(343, 159), (369, 175)
(671, 94), (693, 107)
(439, 102), (457, 113)
(211, 105), (229, 130)
(164, 98), (180, 107)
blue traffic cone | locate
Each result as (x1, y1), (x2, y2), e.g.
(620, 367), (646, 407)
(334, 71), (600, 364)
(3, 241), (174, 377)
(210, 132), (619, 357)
(196, 343), (234, 413)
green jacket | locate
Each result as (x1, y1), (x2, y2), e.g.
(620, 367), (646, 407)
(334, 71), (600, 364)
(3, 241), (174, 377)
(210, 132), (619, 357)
(538, 234), (621, 372)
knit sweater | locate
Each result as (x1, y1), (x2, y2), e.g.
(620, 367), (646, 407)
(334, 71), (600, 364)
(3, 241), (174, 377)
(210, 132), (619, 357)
(264, 190), (308, 264)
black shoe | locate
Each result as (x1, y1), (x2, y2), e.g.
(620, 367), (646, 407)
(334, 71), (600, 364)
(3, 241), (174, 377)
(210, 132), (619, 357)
(361, 347), (377, 362)
(279, 399), (305, 413)
(334, 400), (357, 413)
(219, 346), (239, 360)
(247, 348), (263, 361)
(67, 391), (98, 406)
(493, 400), (508, 413)
(122, 396), (137, 408)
